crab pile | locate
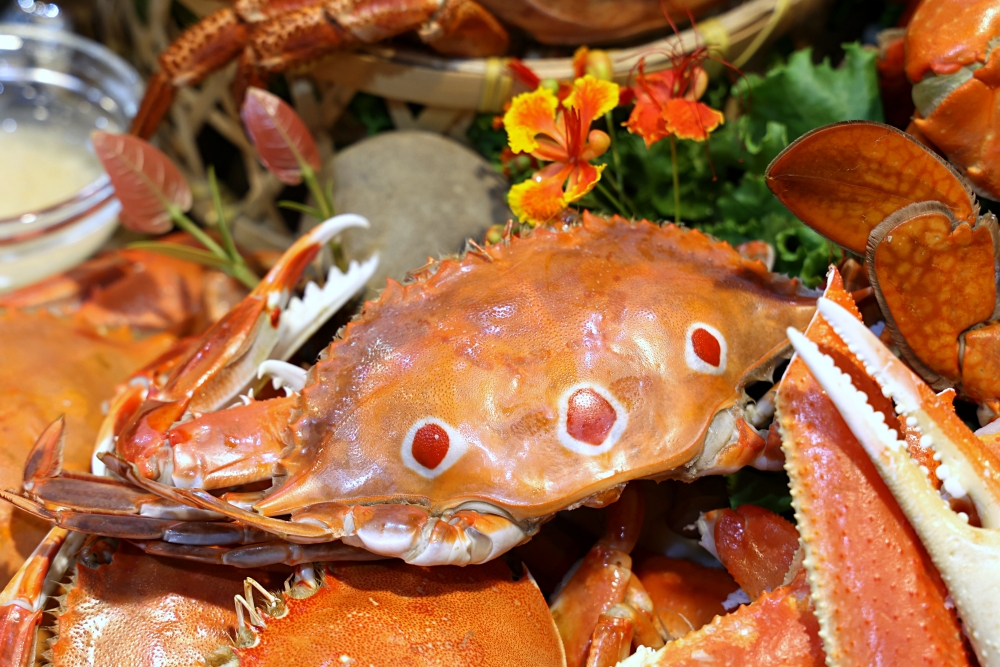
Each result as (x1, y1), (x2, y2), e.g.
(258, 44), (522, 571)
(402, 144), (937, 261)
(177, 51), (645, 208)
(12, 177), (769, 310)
(5, 0), (1000, 663)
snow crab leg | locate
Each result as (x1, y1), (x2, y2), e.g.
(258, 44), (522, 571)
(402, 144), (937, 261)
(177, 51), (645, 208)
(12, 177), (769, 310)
(789, 294), (1000, 666)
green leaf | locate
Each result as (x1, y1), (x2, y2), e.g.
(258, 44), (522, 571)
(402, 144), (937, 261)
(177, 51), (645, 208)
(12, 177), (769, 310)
(736, 42), (884, 145)
(279, 200), (325, 218)
(702, 174), (841, 286)
(126, 242), (230, 269)
(713, 42), (885, 170)
(725, 468), (794, 516)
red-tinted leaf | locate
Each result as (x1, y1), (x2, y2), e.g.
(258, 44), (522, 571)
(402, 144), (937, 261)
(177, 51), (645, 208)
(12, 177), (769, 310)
(92, 131), (192, 234)
(241, 87), (321, 185)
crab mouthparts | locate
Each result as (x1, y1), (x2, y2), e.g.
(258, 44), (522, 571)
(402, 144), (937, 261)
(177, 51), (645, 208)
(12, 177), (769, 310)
(787, 297), (1000, 667)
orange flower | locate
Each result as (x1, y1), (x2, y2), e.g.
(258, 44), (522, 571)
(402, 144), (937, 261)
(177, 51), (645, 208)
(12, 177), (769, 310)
(504, 76), (619, 226)
(625, 60), (724, 146)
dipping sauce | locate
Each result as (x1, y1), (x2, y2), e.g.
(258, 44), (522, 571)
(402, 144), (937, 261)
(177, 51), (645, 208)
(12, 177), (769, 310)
(0, 23), (141, 292)
(0, 124), (103, 219)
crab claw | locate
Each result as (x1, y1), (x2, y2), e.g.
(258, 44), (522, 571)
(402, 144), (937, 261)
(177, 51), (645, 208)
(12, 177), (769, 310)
(116, 215), (378, 479)
(788, 297), (1000, 667)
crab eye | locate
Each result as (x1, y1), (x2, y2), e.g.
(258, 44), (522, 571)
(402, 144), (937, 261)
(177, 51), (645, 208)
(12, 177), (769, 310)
(685, 323), (727, 375)
(401, 419), (467, 479)
(557, 383), (628, 455)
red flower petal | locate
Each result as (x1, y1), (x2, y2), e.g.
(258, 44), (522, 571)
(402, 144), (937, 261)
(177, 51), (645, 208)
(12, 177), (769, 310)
(662, 99), (725, 142)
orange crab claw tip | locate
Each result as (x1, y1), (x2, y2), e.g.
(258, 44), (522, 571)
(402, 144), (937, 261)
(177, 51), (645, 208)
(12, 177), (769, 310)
(789, 299), (1000, 667)
(257, 214), (369, 293)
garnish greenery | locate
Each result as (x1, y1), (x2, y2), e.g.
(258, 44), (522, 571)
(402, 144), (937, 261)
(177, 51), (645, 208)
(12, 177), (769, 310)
(469, 42), (884, 288)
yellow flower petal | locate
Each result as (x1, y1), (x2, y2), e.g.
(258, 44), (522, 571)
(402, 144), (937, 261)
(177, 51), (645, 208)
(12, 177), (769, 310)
(563, 75), (620, 124)
(503, 88), (559, 155)
(508, 176), (568, 226)
(564, 162), (606, 204)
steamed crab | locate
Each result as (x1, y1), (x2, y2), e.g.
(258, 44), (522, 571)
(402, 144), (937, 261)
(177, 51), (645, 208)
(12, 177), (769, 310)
(2, 211), (816, 568)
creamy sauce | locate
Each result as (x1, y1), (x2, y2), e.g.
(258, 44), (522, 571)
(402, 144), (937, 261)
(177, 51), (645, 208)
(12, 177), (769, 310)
(0, 126), (103, 219)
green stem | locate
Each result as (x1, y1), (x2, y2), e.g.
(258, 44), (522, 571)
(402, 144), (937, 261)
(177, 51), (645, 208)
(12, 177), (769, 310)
(604, 112), (624, 195)
(669, 136), (681, 225)
(168, 205), (258, 290)
(604, 168), (638, 218)
(226, 262), (260, 290)
(300, 164), (346, 272)
(301, 165), (334, 221)
(595, 181), (628, 218)
(169, 207), (227, 259)
(207, 166), (239, 262)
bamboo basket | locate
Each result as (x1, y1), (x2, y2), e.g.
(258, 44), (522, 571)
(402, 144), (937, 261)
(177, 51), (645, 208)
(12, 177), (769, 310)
(94, 0), (826, 238)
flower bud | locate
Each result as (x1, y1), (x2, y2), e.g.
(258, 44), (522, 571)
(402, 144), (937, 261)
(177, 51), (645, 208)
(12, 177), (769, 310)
(540, 78), (561, 94)
(584, 129), (611, 159)
(573, 46), (614, 81)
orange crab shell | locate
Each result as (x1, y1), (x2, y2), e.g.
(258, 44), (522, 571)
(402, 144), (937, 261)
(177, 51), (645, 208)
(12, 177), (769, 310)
(0, 313), (174, 585)
(233, 560), (565, 667)
(904, 0), (1000, 82)
(253, 213), (817, 524)
(50, 542), (287, 667)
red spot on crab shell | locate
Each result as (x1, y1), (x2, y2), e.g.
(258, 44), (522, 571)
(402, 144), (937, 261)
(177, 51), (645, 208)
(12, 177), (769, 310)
(412, 423), (450, 469)
(692, 328), (721, 367)
(566, 388), (616, 446)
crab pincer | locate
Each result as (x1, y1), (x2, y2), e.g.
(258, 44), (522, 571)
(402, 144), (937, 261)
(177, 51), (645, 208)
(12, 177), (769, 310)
(789, 294), (1000, 666)
(113, 213), (378, 482)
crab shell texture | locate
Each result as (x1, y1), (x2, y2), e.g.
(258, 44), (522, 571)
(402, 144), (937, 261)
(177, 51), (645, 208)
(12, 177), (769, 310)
(227, 214), (815, 532)
(231, 561), (563, 667)
(905, 0), (1000, 199)
(49, 542), (287, 667)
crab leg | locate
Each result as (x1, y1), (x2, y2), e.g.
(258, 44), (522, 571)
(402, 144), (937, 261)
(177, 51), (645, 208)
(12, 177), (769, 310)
(620, 504), (823, 666)
(0, 527), (82, 667)
(789, 294), (1000, 666)
(130, 0), (508, 138)
(778, 269), (970, 666)
(549, 485), (666, 667)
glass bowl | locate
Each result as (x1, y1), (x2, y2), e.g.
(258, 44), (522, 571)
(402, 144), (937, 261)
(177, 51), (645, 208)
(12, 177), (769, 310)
(0, 23), (142, 291)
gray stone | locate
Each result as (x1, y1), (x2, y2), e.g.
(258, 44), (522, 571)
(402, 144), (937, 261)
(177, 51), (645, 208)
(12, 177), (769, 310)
(329, 130), (514, 299)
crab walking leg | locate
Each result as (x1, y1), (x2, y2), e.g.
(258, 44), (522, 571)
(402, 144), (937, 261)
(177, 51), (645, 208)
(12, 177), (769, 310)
(789, 296), (1000, 666)
(0, 527), (82, 667)
(620, 505), (823, 667)
(67, 456), (531, 566)
(619, 570), (823, 667)
(698, 504), (800, 600)
(550, 485), (665, 667)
